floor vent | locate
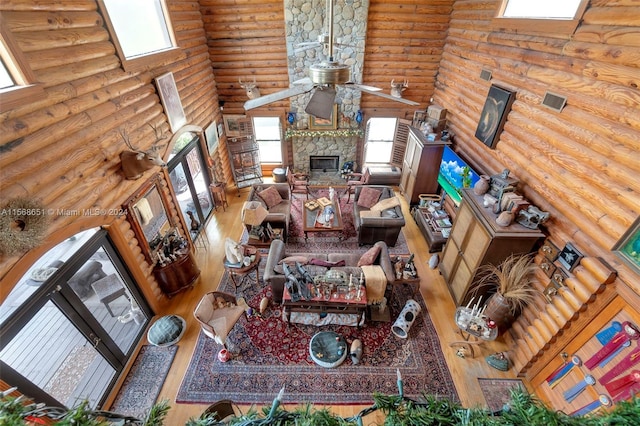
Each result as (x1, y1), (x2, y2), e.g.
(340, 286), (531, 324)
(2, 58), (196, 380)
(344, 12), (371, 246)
(542, 91), (567, 112)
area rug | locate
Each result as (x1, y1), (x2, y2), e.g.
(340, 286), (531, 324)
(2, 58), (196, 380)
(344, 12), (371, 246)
(243, 189), (410, 254)
(176, 267), (458, 405)
(477, 378), (525, 412)
(44, 345), (97, 405)
(110, 345), (178, 418)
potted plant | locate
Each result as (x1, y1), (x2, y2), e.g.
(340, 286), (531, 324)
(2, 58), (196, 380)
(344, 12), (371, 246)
(477, 254), (539, 332)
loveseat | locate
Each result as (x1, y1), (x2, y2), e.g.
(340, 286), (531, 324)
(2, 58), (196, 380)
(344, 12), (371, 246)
(353, 185), (406, 246)
(264, 239), (396, 304)
(247, 183), (291, 240)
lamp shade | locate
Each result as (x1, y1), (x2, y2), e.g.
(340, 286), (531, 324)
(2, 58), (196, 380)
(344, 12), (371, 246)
(242, 201), (268, 226)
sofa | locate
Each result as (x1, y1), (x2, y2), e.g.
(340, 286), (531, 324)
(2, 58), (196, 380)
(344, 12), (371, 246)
(264, 239), (396, 304)
(353, 185), (406, 246)
(246, 183), (291, 240)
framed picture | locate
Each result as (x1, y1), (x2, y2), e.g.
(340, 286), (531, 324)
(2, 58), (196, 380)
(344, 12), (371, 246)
(475, 84), (515, 149)
(412, 110), (427, 128)
(309, 104), (338, 130)
(613, 216), (640, 274)
(557, 242), (583, 272)
(217, 122), (224, 138)
(204, 121), (218, 155)
(154, 72), (187, 133)
(223, 114), (245, 137)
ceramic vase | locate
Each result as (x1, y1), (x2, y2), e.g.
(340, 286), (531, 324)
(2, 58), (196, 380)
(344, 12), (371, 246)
(218, 348), (231, 362)
(483, 292), (516, 333)
(473, 174), (491, 195)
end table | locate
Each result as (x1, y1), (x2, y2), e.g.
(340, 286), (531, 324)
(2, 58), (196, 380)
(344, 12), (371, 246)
(210, 182), (228, 211)
(223, 249), (261, 290)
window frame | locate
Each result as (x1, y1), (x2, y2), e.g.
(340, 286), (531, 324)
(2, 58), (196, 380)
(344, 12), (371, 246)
(97, 0), (180, 72)
(492, 0), (589, 36)
(363, 117), (398, 165)
(0, 16), (44, 113)
(252, 115), (284, 165)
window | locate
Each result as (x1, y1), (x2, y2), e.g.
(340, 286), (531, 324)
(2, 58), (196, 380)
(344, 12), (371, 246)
(494, 0), (588, 36)
(253, 117), (283, 163)
(0, 17), (44, 113)
(364, 118), (398, 163)
(99, 0), (178, 71)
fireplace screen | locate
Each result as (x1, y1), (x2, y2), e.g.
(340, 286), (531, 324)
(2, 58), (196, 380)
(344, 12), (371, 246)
(310, 155), (339, 171)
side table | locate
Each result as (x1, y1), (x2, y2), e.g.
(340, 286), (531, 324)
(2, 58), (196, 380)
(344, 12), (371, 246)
(449, 306), (498, 358)
(210, 182), (228, 212)
(224, 250), (261, 289)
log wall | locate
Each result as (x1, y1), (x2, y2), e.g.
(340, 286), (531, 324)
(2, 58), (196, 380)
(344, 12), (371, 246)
(0, 0), (222, 308)
(433, 0), (640, 390)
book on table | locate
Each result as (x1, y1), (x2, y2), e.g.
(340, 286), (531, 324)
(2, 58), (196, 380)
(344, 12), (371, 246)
(317, 197), (332, 207)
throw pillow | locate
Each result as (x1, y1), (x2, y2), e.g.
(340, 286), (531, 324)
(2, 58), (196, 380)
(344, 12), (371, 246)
(278, 255), (308, 265)
(258, 186), (283, 209)
(359, 210), (381, 218)
(370, 196), (400, 212)
(309, 258), (346, 267)
(357, 187), (382, 209)
(357, 245), (381, 267)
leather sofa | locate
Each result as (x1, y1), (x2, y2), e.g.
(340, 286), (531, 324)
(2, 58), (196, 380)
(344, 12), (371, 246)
(264, 239), (396, 303)
(353, 185), (406, 246)
(247, 183), (291, 240)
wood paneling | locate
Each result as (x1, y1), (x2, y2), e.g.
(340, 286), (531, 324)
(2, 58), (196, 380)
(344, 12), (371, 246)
(433, 0), (640, 385)
(0, 1), (220, 308)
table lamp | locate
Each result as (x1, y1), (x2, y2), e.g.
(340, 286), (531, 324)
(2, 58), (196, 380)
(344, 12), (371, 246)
(242, 201), (268, 226)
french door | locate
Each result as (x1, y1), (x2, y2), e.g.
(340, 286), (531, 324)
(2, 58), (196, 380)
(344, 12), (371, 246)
(0, 229), (152, 408)
(167, 136), (213, 233)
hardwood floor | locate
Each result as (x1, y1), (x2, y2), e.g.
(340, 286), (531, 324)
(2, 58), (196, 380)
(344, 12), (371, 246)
(119, 185), (527, 424)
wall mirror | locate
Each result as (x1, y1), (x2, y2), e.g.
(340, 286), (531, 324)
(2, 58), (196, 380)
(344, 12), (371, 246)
(123, 174), (174, 264)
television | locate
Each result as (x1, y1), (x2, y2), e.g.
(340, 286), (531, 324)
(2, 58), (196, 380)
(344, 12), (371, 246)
(437, 146), (480, 205)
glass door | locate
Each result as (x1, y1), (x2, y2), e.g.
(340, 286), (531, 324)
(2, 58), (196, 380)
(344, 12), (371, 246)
(0, 229), (151, 408)
(168, 135), (213, 233)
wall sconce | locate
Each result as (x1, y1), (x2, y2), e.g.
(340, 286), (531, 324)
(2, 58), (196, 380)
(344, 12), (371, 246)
(287, 112), (296, 125)
(355, 110), (363, 125)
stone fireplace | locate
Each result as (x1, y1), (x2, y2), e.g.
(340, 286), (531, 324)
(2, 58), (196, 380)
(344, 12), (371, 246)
(291, 135), (358, 174)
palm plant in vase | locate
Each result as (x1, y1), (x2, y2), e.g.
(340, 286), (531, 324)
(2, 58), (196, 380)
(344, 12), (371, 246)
(477, 254), (540, 332)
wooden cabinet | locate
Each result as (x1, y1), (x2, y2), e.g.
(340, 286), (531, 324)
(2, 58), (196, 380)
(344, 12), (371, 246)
(152, 251), (200, 297)
(400, 126), (449, 204)
(439, 189), (544, 305)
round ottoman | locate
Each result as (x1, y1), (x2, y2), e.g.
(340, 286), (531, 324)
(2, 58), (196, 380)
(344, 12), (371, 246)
(309, 331), (347, 368)
(272, 168), (287, 183)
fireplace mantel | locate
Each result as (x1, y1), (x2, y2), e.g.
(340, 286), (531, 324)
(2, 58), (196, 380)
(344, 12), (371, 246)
(285, 128), (364, 138)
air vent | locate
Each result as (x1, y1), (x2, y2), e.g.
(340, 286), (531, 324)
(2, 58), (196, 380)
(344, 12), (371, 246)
(542, 91), (567, 112)
(480, 69), (492, 81)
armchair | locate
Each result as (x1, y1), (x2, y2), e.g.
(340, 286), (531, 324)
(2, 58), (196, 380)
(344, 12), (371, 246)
(247, 183), (291, 240)
(353, 185), (406, 246)
(345, 168), (371, 200)
(193, 291), (245, 347)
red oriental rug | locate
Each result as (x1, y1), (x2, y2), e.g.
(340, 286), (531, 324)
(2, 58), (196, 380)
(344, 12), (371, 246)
(176, 264), (457, 405)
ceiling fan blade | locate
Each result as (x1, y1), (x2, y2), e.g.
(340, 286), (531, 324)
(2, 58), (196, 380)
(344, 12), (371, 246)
(356, 86), (421, 106)
(244, 83), (314, 110)
(347, 82), (382, 92)
(305, 87), (337, 120)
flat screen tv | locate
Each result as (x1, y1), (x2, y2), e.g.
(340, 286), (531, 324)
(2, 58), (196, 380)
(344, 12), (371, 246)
(437, 146), (480, 205)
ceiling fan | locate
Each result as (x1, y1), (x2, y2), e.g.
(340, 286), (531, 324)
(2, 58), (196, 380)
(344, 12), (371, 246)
(243, 0), (420, 119)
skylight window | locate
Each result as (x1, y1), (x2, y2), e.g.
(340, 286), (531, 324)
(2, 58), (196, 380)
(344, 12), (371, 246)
(98, 0), (178, 71)
(502, 0), (583, 19)
(0, 60), (14, 90)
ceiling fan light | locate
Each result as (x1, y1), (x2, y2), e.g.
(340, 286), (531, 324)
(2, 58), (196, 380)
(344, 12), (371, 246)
(309, 61), (350, 85)
(305, 87), (337, 120)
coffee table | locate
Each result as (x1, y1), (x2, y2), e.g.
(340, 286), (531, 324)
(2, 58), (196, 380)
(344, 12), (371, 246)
(302, 197), (344, 240)
(282, 284), (367, 327)
(309, 331), (348, 368)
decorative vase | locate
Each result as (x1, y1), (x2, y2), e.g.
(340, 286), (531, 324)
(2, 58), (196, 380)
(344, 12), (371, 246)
(483, 292), (516, 333)
(217, 348), (231, 362)
(473, 175), (491, 195)
(496, 210), (514, 227)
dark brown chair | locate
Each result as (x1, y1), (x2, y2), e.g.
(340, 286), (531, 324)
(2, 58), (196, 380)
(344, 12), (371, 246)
(345, 167), (371, 200)
(287, 166), (309, 199)
(202, 399), (235, 421)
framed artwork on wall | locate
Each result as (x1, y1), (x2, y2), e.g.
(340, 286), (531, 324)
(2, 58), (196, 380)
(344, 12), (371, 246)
(475, 84), (515, 149)
(155, 72), (187, 133)
(204, 121), (218, 155)
(223, 114), (245, 137)
(613, 216), (640, 274)
(309, 104), (338, 130)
